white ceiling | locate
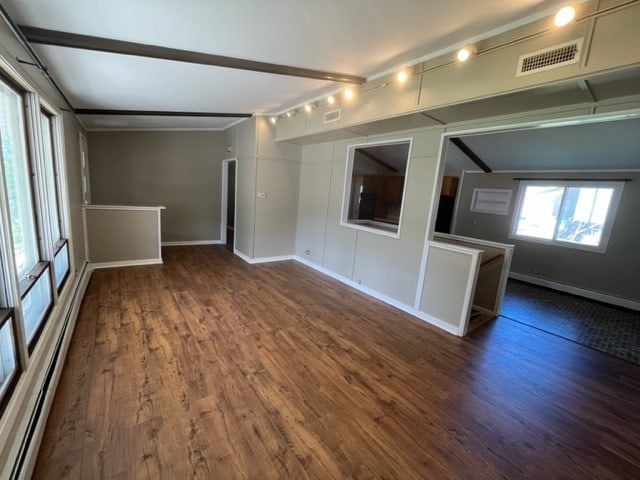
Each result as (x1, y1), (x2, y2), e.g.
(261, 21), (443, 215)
(3, 0), (570, 130)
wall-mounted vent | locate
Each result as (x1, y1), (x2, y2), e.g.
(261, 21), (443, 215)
(516, 38), (583, 77)
(324, 109), (341, 124)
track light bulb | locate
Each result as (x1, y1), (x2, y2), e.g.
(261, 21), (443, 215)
(554, 6), (576, 27)
(456, 46), (475, 62)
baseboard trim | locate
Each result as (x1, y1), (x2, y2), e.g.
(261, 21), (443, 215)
(294, 256), (461, 336)
(10, 261), (92, 479)
(234, 250), (295, 265)
(161, 240), (223, 246)
(90, 258), (163, 270)
(509, 272), (640, 312)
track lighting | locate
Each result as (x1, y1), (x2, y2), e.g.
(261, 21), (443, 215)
(456, 45), (476, 62)
(554, 6), (576, 27)
(327, 95), (335, 105)
(397, 71), (409, 83)
(344, 88), (354, 100)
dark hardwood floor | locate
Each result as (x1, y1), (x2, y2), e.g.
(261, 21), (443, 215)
(34, 246), (640, 479)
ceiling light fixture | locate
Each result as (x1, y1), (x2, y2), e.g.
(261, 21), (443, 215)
(327, 94), (335, 105)
(554, 6), (576, 27)
(270, 116), (277, 124)
(397, 71), (408, 83)
(286, 111), (292, 117)
(304, 104), (312, 112)
(456, 45), (476, 62)
(344, 88), (354, 100)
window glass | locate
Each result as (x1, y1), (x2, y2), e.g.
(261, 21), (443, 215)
(512, 182), (622, 252)
(54, 242), (69, 288)
(22, 272), (52, 344)
(0, 81), (39, 278)
(556, 187), (613, 247)
(0, 316), (17, 398)
(40, 112), (61, 242)
(514, 186), (563, 240)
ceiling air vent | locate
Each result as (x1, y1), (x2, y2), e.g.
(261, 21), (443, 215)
(324, 108), (341, 124)
(516, 38), (583, 77)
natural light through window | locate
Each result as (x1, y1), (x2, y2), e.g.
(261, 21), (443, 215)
(512, 181), (623, 252)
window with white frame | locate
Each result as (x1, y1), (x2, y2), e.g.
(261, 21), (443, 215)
(0, 308), (19, 415)
(40, 109), (70, 289)
(511, 180), (624, 252)
(0, 76), (53, 350)
(341, 139), (412, 237)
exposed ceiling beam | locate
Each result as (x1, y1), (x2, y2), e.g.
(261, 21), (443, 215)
(358, 148), (399, 173)
(75, 109), (252, 118)
(19, 26), (366, 84)
(450, 137), (492, 173)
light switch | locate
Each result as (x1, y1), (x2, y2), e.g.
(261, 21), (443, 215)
(257, 192), (266, 198)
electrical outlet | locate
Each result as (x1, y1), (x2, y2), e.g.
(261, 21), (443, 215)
(304, 249), (310, 256)
(257, 192), (266, 198)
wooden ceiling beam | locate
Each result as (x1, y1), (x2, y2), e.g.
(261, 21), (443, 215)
(450, 137), (492, 173)
(19, 26), (366, 84)
(75, 109), (252, 118)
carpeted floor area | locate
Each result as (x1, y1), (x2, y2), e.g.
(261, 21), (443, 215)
(501, 279), (640, 365)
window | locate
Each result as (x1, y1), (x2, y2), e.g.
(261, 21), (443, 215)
(0, 309), (20, 414)
(511, 181), (624, 252)
(0, 81), (39, 279)
(0, 77), (53, 350)
(342, 139), (412, 237)
(41, 110), (69, 290)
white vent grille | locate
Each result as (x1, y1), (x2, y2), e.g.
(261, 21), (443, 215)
(324, 109), (341, 124)
(516, 38), (583, 77)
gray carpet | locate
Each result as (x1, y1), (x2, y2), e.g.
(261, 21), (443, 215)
(500, 280), (640, 365)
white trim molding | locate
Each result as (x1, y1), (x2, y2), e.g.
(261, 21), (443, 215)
(161, 240), (223, 246)
(90, 258), (163, 270)
(509, 272), (640, 312)
(234, 250), (295, 264)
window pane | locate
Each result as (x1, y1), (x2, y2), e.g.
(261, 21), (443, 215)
(54, 242), (69, 288)
(40, 112), (61, 241)
(556, 187), (614, 247)
(0, 82), (39, 278)
(0, 317), (18, 398)
(515, 186), (564, 239)
(22, 270), (52, 344)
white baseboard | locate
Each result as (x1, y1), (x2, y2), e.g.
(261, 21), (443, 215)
(161, 240), (223, 246)
(294, 256), (461, 336)
(90, 258), (163, 270)
(509, 272), (640, 311)
(234, 250), (295, 264)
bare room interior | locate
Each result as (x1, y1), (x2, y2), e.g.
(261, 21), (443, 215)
(0, 1), (638, 478)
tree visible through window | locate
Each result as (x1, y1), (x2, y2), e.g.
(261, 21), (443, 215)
(512, 181), (623, 252)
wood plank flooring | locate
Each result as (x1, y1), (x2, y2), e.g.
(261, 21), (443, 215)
(34, 246), (640, 479)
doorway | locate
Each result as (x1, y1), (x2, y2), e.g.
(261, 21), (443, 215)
(221, 159), (236, 251)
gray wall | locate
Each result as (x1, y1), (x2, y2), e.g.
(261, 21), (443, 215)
(225, 117), (300, 259)
(296, 127), (443, 306)
(88, 131), (223, 243)
(452, 172), (640, 301)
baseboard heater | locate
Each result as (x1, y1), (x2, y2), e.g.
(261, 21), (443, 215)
(9, 264), (88, 479)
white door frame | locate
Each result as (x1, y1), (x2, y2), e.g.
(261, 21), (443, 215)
(221, 158), (237, 249)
